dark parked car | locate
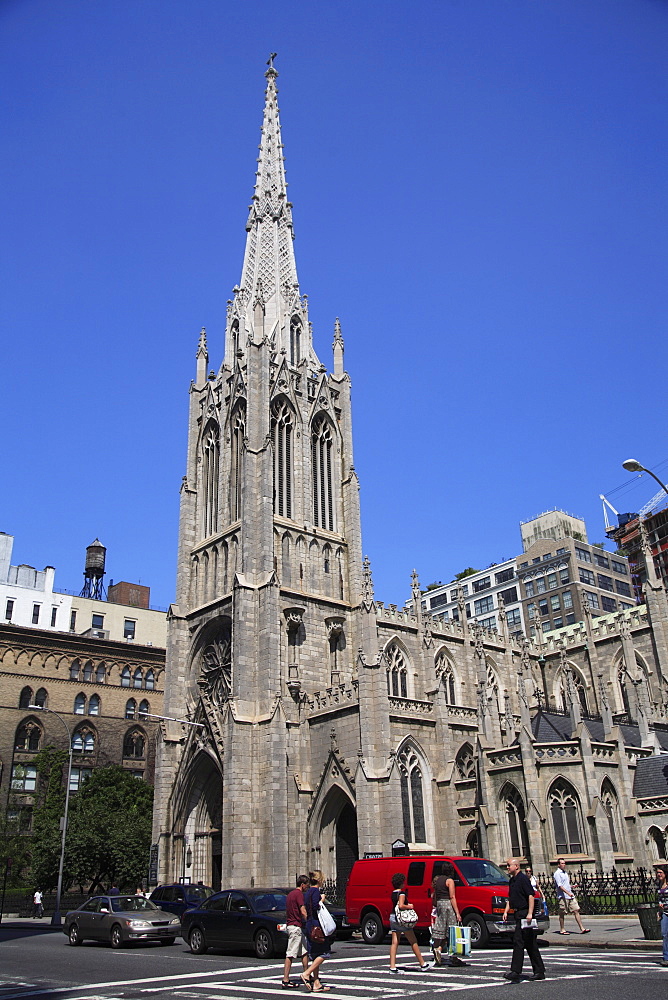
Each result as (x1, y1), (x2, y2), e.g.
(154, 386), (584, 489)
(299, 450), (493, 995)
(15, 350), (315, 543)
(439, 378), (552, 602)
(64, 895), (181, 948)
(181, 887), (350, 959)
(182, 888), (290, 958)
(149, 882), (213, 918)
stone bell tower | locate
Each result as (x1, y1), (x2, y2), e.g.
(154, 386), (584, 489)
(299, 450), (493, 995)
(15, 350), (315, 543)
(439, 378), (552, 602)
(152, 57), (364, 887)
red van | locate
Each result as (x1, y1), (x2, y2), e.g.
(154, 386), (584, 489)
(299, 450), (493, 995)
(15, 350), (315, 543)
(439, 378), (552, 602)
(345, 855), (549, 947)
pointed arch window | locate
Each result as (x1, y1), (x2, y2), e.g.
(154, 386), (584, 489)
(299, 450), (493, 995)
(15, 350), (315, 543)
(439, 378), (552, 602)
(145, 670), (155, 690)
(83, 660), (93, 682)
(121, 666), (131, 688)
(290, 316), (301, 365)
(138, 699), (149, 719)
(73, 693), (86, 715)
(549, 779), (585, 854)
(398, 744), (427, 844)
(648, 826), (667, 862)
(312, 415), (334, 531)
(230, 406), (245, 522)
(503, 785), (530, 859)
(455, 744), (476, 781)
(15, 722), (41, 752)
(34, 688), (47, 708)
(486, 662), (501, 714)
(70, 660), (80, 681)
(88, 694), (100, 716)
(559, 668), (589, 715)
(271, 399), (293, 519)
(202, 423), (220, 538)
(125, 698), (137, 719)
(386, 643), (408, 698)
(19, 687), (33, 710)
(72, 729), (95, 754)
(96, 664), (106, 684)
(601, 780), (621, 852)
(435, 650), (456, 704)
(123, 728), (146, 759)
(133, 668), (143, 689)
(231, 319), (240, 361)
(618, 669), (632, 716)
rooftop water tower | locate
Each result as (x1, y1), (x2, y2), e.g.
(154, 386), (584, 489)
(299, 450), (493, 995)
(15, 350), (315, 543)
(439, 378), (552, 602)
(80, 538), (106, 600)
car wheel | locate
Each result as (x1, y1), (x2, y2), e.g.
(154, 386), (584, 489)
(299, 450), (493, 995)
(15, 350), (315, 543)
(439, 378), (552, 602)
(463, 912), (489, 948)
(68, 924), (83, 946)
(189, 927), (207, 955)
(110, 924), (125, 949)
(160, 938), (176, 946)
(254, 927), (274, 959)
(360, 910), (385, 945)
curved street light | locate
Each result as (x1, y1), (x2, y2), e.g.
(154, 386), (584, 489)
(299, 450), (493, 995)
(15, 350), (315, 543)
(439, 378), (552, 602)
(28, 706), (73, 926)
(622, 459), (668, 497)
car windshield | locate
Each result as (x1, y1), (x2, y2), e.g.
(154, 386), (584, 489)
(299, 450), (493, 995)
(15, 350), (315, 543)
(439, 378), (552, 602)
(456, 859), (509, 886)
(186, 886), (213, 901)
(250, 892), (287, 912)
(111, 896), (159, 912)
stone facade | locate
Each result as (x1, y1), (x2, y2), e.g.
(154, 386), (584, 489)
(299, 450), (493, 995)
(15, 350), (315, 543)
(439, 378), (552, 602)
(0, 621), (165, 832)
(152, 62), (668, 890)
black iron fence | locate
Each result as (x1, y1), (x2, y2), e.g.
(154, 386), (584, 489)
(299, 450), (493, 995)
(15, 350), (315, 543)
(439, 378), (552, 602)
(325, 866), (660, 917)
(1, 891), (90, 919)
(535, 866), (659, 915)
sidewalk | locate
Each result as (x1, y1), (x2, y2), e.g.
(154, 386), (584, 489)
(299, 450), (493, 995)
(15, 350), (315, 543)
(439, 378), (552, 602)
(542, 913), (662, 950)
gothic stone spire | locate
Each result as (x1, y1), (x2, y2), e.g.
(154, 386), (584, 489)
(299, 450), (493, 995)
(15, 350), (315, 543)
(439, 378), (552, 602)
(240, 58), (298, 309)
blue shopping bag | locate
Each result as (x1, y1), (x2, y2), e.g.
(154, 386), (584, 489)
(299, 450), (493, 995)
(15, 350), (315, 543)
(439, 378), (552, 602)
(448, 924), (471, 957)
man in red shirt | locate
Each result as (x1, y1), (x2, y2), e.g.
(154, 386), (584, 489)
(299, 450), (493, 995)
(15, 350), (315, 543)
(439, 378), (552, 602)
(282, 874), (309, 989)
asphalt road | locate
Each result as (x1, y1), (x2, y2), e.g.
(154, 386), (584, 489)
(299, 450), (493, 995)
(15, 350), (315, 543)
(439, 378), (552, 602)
(0, 927), (663, 1000)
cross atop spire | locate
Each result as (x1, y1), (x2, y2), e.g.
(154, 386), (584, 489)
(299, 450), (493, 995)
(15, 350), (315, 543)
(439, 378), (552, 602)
(239, 56), (298, 307)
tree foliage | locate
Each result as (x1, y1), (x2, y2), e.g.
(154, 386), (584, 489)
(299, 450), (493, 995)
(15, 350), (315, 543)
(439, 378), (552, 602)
(454, 567), (478, 581)
(66, 766), (153, 892)
(30, 746), (69, 890)
(25, 752), (153, 893)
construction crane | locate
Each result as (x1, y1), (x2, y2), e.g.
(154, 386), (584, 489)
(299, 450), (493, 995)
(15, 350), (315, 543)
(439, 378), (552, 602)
(600, 494), (620, 534)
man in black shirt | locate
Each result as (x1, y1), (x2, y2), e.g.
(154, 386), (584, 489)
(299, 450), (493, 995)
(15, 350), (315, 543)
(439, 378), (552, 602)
(502, 858), (546, 982)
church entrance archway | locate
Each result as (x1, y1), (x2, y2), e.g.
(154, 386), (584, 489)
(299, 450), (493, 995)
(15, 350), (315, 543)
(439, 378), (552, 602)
(174, 751), (223, 890)
(316, 788), (358, 892)
(335, 801), (359, 888)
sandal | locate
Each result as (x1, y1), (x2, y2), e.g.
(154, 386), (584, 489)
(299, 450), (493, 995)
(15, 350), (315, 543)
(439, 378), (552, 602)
(282, 982), (299, 990)
(312, 987), (331, 993)
(300, 974), (313, 991)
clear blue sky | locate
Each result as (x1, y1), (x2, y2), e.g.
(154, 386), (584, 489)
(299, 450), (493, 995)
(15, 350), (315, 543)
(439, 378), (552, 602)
(1, 0), (667, 609)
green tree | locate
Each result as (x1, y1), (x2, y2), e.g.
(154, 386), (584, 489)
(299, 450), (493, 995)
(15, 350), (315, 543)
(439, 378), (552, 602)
(66, 767), (153, 892)
(454, 567), (478, 580)
(30, 746), (69, 891)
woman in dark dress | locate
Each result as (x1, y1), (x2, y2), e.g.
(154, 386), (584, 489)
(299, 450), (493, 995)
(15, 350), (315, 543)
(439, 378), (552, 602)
(301, 870), (332, 992)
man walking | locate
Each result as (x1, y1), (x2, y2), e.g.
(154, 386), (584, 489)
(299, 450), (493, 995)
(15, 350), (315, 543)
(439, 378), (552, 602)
(281, 874), (309, 989)
(32, 889), (43, 918)
(553, 859), (590, 935)
(502, 858), (545, 982)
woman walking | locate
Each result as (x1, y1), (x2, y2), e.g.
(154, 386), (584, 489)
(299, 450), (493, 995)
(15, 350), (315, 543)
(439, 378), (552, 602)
(657, 865), (668, 968)
(389, 872), (431, 974)
(431, 862), (466, 967)
(301, 871), (333, 992)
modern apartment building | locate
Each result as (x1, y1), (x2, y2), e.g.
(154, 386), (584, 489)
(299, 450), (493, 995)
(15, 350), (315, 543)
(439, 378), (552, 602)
(418, 557), (526, 639)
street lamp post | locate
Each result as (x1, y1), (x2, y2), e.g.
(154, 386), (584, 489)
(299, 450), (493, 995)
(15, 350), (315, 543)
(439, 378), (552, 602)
(622, 459), (668, 497)
(29, 706), (73, 926)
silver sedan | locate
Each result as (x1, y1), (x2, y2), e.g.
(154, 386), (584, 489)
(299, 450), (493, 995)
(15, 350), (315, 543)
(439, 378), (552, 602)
(64, 894), (181, 948)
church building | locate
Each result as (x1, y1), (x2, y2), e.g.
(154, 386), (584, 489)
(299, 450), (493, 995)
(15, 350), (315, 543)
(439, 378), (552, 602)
(152, 61), (668, 895)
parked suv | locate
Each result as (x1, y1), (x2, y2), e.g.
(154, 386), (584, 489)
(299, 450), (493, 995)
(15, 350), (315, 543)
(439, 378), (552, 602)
(345, 855), (549, 947)
(149, 883), (213, 918)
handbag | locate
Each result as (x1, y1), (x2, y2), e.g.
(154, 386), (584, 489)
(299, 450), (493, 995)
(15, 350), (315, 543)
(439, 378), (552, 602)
(395, 904), (418, 929)
(305, 887), (326, 943)
(448, 924), (471, 957)
(318, 900), (337, 937)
